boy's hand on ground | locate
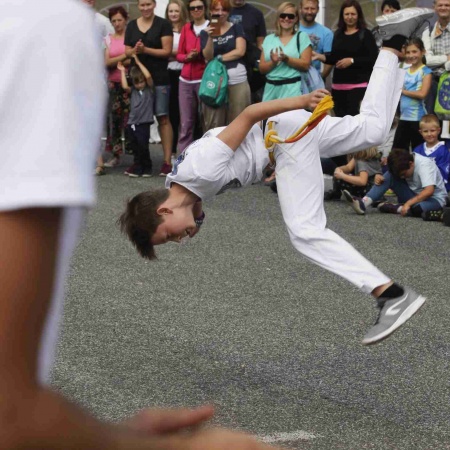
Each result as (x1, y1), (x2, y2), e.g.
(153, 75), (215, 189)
(305, 89), (330, 110)
(400, 203), (410, 216)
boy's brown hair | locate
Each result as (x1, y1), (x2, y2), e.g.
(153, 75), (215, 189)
(130, 66), (146, 86)
(118, 189), (170, 260)
(387, 148), (413, 177)
(419, 114), (440, 129)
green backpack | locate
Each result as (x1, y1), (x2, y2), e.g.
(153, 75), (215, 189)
(435, 71), (450, 120)
(199, 57), (228, 108)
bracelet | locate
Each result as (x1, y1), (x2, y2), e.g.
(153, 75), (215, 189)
(195, 211), (205, 227)
(350, 58), (354, 64)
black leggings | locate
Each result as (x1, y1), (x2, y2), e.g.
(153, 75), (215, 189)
(127, 123), (152, 169)
(168, 69), (181, 153)
(331, 87), (367, 166)
(392, 120), (422, 152)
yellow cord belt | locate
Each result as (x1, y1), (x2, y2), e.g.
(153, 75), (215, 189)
(264, 95), (334, 167)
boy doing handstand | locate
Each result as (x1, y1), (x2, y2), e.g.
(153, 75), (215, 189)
(120, 9), (434, 345)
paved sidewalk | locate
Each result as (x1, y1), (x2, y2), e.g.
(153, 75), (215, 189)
(52, 149), (450, 449)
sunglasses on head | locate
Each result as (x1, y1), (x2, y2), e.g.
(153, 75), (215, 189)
(279, 13), (296, 20)
(189, 5), (204, 10)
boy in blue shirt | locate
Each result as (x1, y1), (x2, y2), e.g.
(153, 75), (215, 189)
(414, 114), (450, 192)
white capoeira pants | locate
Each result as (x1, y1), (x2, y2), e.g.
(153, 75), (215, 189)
(268, 50), (404, 294)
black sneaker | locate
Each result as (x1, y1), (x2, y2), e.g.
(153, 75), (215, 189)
(422, 209), (443, 221)
(142, 166), (153, 178)
(324, 189), (342, 201)
(127, 164), (144, 178)
(342, 190), (366, 215)
(363, 287), (426, 345)
(378, 202), (401, 214)
(375, 7), (435, 41)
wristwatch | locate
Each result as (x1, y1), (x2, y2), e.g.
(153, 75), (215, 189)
(350, 58), (354, 64)
(195, 211), (205, 227)
(217, 54), (223, 62)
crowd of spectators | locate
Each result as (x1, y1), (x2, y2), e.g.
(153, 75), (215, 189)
(99, 0), (449, 222)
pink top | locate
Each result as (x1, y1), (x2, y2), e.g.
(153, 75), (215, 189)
(106, 34), (126, 83)
(331, 82), (368, 90)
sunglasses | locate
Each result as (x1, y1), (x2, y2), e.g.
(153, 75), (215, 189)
(279, 13), (296, 20)
(189, 5), (204, 10)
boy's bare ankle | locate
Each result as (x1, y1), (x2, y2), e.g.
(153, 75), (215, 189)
(371, 281), (394, 298)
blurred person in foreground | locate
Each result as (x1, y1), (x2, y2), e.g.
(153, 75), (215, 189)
(0, 1), (281, 449)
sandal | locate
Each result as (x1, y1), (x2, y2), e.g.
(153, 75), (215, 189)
(95, 166), (106, 176)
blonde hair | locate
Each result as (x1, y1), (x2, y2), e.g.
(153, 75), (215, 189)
(349, 146), (380, 161)
(274, 2), (299, 36)
(165, 0), (188, 28)
(419, 113), (440, 129)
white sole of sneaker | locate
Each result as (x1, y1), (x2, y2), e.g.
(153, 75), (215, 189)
(362, 295), (426, 345)
(343, 190), (365, 215)
(376, 7), (432, 27)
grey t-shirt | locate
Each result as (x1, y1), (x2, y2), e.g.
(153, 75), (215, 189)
(406, 153), (447, 206)
(127, 86), (154, 125)
(355, 158), (382, 183)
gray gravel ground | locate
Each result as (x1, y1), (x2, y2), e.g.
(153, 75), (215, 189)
(52, 149), (450, 449)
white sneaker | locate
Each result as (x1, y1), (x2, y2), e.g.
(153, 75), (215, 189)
(375, 7), (435, 41)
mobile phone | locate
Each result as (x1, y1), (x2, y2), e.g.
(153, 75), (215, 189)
(211, 17), (220, 36)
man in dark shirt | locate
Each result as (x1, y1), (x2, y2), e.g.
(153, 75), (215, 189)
(229, 0), (267, 99)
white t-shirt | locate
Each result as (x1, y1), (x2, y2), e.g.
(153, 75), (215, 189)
(166, 125), (268, 200)
(407, 154), (447, 206)
(95, 11), (115, 42)
(168, 31), (183, 71)
(0, 0), (106, 383)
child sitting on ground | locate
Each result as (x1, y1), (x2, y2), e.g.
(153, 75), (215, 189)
(324, 147), (383, 200)
(413, 114), (450, 193)
(118, 55), (154, 178)
(344, 148), (447, 220)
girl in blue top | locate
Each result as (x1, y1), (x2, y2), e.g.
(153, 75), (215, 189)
(259, 2), (312, 102)
(392, 38), (432, 151)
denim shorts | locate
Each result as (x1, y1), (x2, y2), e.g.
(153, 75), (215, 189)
(154, 85), (171, 117)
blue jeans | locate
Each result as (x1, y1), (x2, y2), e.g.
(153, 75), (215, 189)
(366, 171), (442, 215)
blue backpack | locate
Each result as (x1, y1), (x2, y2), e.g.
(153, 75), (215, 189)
(199, 57), (228, 108)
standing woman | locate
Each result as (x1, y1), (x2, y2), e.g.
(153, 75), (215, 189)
(200, 0), (250, 131)
(259, 2), (312, 102)
(104, 6), (131, 168)
(125, 0), (174, 176)
(176, 0), (209, 152)
(316, 0), (377, 118)
(166, 0), (188, 156)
